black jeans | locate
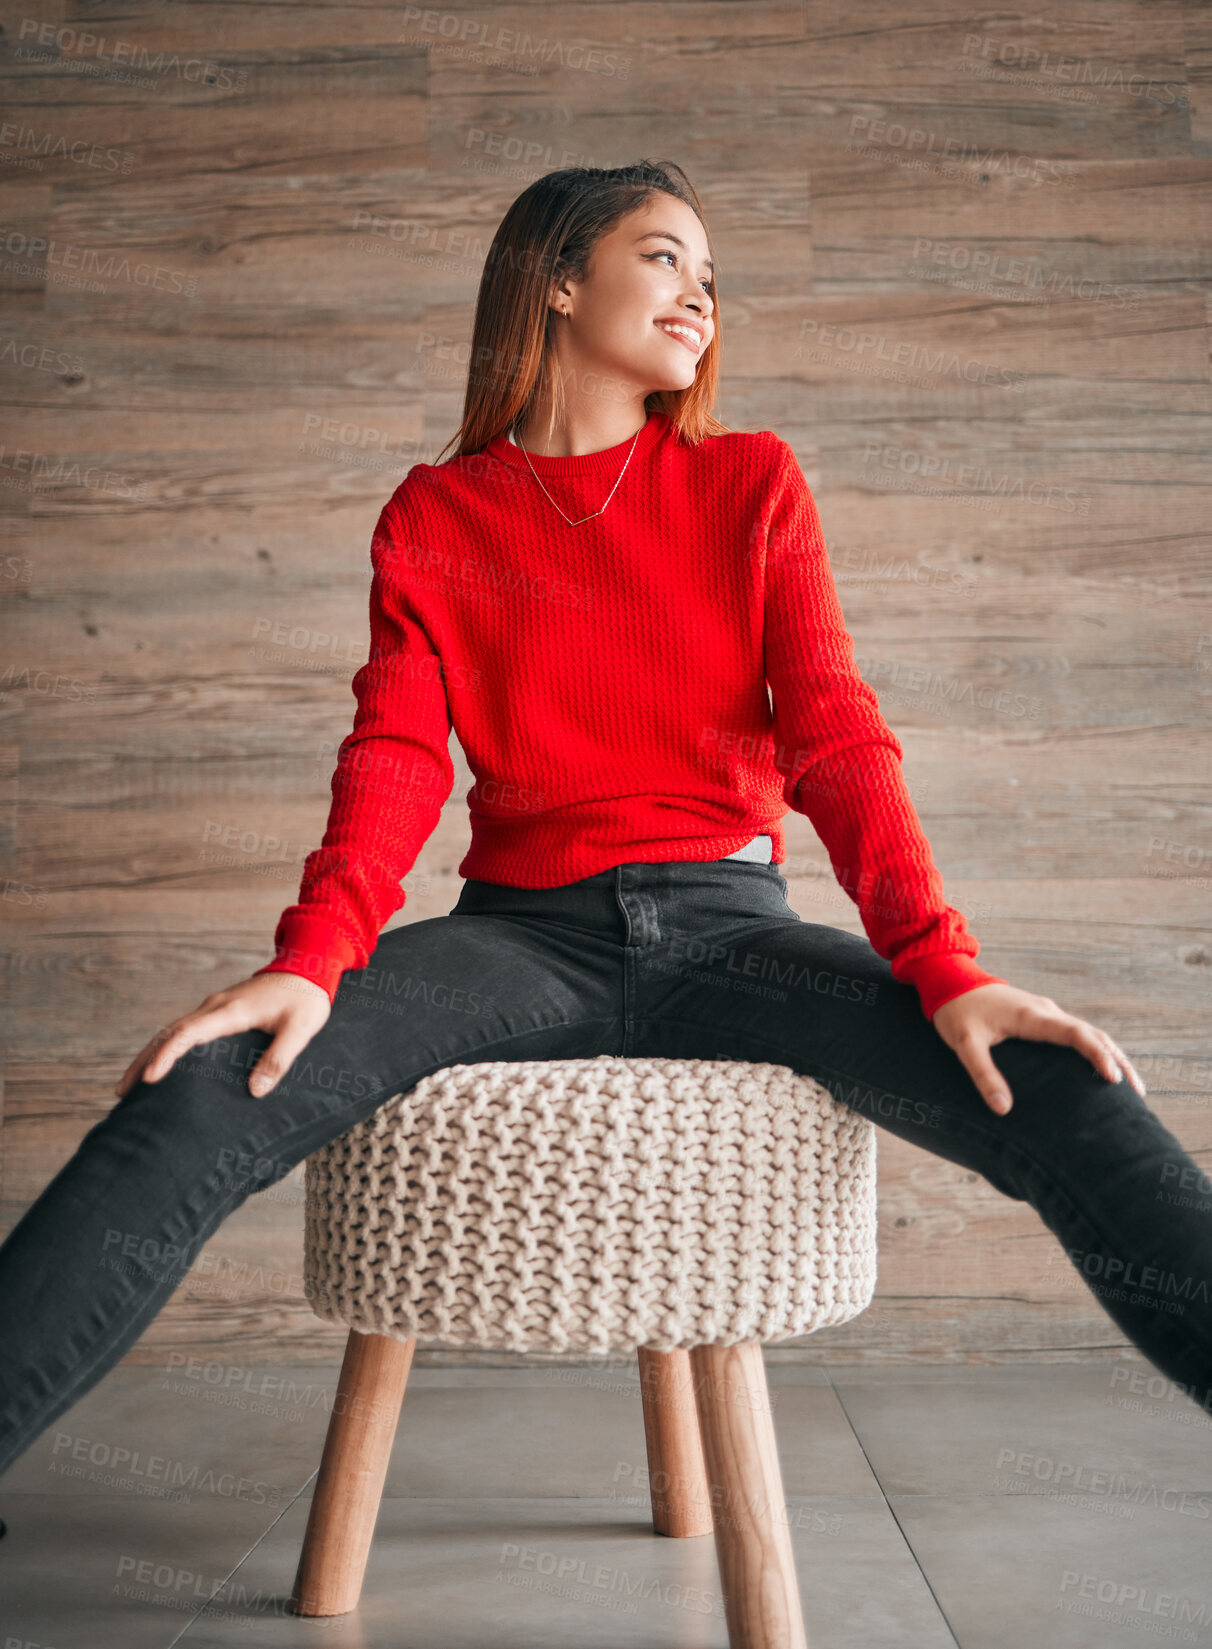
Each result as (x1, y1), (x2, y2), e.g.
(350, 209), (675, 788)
(3, 858), (1211, 1476)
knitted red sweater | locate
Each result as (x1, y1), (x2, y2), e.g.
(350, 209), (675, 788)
(256, 408), (1005, 1018)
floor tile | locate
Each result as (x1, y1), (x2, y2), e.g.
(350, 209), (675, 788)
(174, 1494), (954, 1648)
(0, 1490), (298, 1647)
(1, 1361), (332, 1502)
(889, 1492), (1212, 1649)
(11, 1362), (1209, 1646)
(346, 1373), (884, 1502)
(831, 1362), (1212, 1497)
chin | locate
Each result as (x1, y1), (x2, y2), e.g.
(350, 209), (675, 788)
(644, 362), (698, 393)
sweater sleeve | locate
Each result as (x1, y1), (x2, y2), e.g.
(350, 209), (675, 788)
(761, 440), (1006, 1020)
(253, 493), (455, 1003)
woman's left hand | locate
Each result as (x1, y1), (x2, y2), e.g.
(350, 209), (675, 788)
(930, 982), (1146, 1118)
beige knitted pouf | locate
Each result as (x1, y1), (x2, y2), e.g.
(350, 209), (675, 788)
(291, 1055), (878, 1649)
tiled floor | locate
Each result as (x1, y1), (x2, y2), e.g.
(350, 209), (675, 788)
(3, 1357), (1212, 1646)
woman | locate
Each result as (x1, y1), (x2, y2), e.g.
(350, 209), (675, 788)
(2, 159), (1210, 1479)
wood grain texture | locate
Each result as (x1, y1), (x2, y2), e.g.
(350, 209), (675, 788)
(290, 1327), (414, 1617)
(690, 1341), (807, 1649)
(2, 0), (1209, 1368)
(637, 1345), (715, 1537)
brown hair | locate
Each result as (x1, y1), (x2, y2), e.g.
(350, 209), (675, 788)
(436, 159), (729, 464)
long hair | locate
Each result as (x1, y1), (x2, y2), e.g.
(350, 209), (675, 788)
(436, 159), (729, 464)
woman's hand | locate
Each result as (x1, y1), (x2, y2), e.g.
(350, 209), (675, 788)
(114, 971), (332, 1100)
(931, 982), (1146, 1117)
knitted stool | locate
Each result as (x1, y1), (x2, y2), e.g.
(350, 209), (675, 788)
(289, 1055), (877, 1648)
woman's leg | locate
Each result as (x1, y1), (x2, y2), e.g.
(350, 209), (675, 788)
(0, 903), (624, 1477)
(627, 867), (1212, 1412)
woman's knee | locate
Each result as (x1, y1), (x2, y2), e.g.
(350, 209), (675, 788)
(991, 1035), (1180, 1187)
(104, 1029), (278, 1172)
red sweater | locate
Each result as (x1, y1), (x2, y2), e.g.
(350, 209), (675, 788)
(256, 408), (1005, 1019)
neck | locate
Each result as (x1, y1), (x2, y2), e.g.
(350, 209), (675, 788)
(512, 401), (652, 458)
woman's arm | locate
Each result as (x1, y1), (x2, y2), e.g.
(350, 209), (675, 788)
(254, 493), (455, 1003)
(760, 439), (1005, 1020)
(759, 439), (1145, 1114)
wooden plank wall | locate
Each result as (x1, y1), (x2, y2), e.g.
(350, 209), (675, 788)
(1, 1), (1209, 1370)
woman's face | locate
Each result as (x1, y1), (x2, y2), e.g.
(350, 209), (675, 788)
(553, 193), (716, 400)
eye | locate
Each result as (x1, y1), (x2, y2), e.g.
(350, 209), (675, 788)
(645, 249), (713, 294)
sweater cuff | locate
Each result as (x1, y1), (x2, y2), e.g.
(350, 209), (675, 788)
(892, 951), (1007, 1022)
(253, 915), (362, 1006)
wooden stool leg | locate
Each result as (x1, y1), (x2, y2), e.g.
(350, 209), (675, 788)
(688, 1342), (807, 1649)
(637, 1346), (714, 1537)
(289, 1328), (416, 1617)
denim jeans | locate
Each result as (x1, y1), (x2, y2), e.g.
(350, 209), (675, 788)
(3, 857), (1211, 1477)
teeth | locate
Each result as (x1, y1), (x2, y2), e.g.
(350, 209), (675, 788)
(658, 322), (700, 347)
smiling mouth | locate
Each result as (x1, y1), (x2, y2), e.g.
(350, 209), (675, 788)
(655, 320), (703, 354)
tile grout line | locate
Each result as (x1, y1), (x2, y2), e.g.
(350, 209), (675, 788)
(167, 1467), (319, 1645)
(820, 1363), (964, 1649)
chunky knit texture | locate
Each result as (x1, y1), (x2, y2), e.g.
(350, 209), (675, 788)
(302, 1055), (878, 1354)
(257, 408), (1005, 1018)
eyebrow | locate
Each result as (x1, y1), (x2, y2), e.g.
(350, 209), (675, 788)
(635, 230), (714, 274)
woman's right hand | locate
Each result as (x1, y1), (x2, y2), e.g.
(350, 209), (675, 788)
(114, 971), (332, 1100)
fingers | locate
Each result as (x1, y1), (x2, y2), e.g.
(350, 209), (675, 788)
(952, 1034), (1015, 1117)
(1061, 1019), (1147, 1098)
(1004, 1001), (1148, 1100)
(930, 988), (1149, 1121)
(114, 999), (246, 1096)
(248, 1022), (317, 1097)
(112, 975), (331, 1103)
(115, 1028), (172, 1097)
(1022, 1002), (1147, 1094)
